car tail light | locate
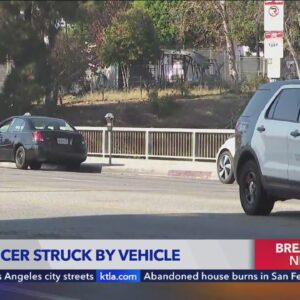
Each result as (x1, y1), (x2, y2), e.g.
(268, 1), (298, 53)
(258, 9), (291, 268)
(235, 120), (248, 133)
(32, 131), (44, 142)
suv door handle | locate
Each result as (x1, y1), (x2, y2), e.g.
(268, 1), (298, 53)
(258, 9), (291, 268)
(290, 130), (300, 138)
(257, 125), (265, 133)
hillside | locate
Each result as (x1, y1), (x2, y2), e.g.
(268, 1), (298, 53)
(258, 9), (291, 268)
(33, 90), (249, 129)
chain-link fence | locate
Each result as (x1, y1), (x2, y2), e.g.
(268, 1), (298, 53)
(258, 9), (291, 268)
(82, 50), (270, 92)
(195, 49), (267, 83)
(1, 51), (299, 95)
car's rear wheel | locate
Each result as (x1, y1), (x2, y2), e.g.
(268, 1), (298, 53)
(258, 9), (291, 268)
(29, 162), (42, 170)
(239, 160), (274, 216)
(15, 146), (28, 170)
(217, 150), (235, 184)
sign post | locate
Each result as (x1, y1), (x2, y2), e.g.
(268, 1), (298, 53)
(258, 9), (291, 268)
(105, 113), (114, 166)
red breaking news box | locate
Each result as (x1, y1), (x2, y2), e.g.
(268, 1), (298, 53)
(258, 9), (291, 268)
(255, 240), (300, 270)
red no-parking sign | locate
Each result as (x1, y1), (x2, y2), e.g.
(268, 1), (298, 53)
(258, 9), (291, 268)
(264, 1), (284, 32)
(264, 31), (284, 58)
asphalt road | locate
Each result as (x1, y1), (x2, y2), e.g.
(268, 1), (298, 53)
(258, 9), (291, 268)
(1, 164), (300, 239)
(2, 165), (300, 299)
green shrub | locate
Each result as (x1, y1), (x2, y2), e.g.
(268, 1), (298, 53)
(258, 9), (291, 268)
(175, 79), (189, 97)
(147, 87), (159, 102)
(240, 76), (268, 94)
(150, 95), (177, 117)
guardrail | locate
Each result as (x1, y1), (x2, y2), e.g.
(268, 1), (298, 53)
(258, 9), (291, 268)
(76, 127), (234, 161)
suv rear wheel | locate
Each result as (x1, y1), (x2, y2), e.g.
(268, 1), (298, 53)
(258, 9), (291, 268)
(239, 160), (274, 215)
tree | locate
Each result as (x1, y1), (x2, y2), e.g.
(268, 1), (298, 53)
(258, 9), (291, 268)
(172, 1), (262, 83)
(138, 0), (223, 49)
(0, 1), (84, 117)
(51, 25), (88, 95)
(284, 1), (300, 79)
(134, 0), (179, 48)
(168, 1), (222, 49)
(80, 1), (129, 47)
(100, 7), (160, 90)
(213, 1), (238, 83)
(230, 1), (263, 54)
(74, 1), (129, 67)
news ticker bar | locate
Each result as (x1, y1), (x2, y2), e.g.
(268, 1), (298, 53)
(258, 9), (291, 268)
(1, 270), (300, 283)
(0, 240), (300, 270)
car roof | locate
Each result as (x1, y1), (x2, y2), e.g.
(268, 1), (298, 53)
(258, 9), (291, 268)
(13, 115), (65, 122)
(259, 79), (300, 91)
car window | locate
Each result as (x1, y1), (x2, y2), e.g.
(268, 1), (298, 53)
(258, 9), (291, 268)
(242, 89), (273, 117)
(9, 118), (25, 132)
(272, 89), (300, 122)
(266, 92), (281, 119)
(0, 119), (12, 133)
(30, 118), (75, 132)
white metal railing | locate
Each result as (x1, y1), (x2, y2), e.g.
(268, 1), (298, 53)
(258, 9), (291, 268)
(76, 127), (234, 161)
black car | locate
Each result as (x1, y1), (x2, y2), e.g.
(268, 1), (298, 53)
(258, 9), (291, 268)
(0, 115), (87, 170)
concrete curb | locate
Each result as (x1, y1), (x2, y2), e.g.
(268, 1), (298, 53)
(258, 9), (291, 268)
(90, 166), (218, 180)
(0, 161), (218, 180)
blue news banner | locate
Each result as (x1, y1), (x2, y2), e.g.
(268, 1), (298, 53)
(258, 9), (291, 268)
(0, 270), (300, 283)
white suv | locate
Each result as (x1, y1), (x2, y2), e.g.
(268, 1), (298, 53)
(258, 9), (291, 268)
(235, 80), (300, 215)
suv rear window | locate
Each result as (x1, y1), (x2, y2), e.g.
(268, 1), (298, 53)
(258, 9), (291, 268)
(30, 118), (75, 132)
(271, 88), (300, 122)
(242, 89), (273, 117)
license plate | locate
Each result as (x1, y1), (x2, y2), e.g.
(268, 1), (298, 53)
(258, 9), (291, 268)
(57, 138), (68, 145)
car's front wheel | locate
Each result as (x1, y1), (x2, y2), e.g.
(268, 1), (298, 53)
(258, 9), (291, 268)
(217, 150), (235, 184)
(239, 160), (274, 216)
(15, 146), (28, 170)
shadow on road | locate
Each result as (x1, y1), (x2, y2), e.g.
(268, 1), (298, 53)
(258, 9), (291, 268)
(40, 162), (125, 173)
(0, 162), (107, 174)
(1, 212), (300, 239)
(272, 210), (300, 218)
(41, 163), (104, 173)
(99, 163), (125, 167)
